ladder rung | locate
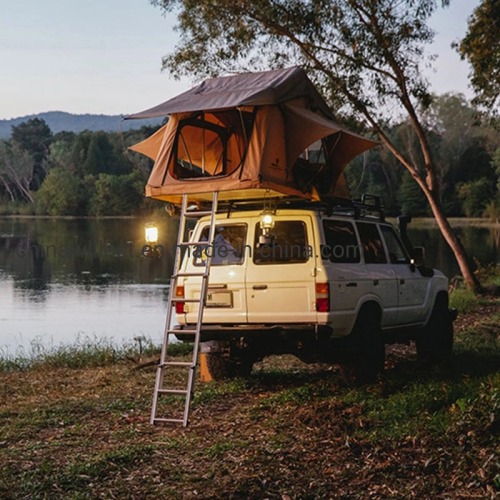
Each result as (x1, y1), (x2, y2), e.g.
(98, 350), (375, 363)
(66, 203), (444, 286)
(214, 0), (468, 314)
(153, 418), (185, 424)
(172, 272), (208, 278)
(178, 241), (210, 247)
(163, 361), (193, 367)
(166, 329), (197, 334)
(158, 389), (188, 395)
(185, 210), (213, 217)
(171, 298), (201, 303)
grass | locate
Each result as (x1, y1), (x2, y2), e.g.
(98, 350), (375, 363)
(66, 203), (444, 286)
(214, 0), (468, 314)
(450, 287), (479, 313)
(0, 336), (194, 373)
(0, 299), (499, 498)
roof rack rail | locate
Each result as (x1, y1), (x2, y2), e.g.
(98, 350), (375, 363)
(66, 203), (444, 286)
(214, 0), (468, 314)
(198, 193), (385, 221)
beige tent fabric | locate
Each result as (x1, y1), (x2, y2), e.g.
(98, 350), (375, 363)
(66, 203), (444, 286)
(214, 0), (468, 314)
(128, 123), (167, 160)
(127, 68), (378, 203)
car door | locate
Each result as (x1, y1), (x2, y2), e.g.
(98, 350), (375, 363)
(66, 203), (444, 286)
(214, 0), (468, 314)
(379, 224), (430, 325)
(355, 222), (399, 327)
(246, 216), (318, 324)
(183, 221), (248, 324)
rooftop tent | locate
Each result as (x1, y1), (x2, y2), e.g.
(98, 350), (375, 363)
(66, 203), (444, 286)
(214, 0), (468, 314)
(126, 67), (377, 203)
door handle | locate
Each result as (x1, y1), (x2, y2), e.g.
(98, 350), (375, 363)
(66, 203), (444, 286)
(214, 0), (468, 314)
(252, 284), (268, 290)
(346, 282), (357, 287)
(400, 279), (406, 285)
(373, 280), (379, 286)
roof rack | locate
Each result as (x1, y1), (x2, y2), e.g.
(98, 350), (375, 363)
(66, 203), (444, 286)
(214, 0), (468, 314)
(211, 193), (385, 221)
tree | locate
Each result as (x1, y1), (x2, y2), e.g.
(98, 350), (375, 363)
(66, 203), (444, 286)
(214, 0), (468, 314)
(152, 0), (483, 290)
(455, 0), (500, 111)
(423, 93), (498, 214)
(456, 177), (496, 217)
(11, 118), (53, 190)
(0, 141), (36, 203)
(35, 167), (88, 216)
(88, 172), (144, 216)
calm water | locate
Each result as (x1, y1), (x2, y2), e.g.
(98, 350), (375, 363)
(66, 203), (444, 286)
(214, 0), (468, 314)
(0, 217), (498, 356)
(0, 217), (179, 357)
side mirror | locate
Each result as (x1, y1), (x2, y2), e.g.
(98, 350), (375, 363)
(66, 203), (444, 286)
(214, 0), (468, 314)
(411, 246), (425, 267)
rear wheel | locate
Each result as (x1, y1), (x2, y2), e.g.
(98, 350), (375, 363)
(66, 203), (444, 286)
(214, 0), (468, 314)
(205, 352), (254, 381)
(342, 307), (384, 383)
(416, 294), (453, 363)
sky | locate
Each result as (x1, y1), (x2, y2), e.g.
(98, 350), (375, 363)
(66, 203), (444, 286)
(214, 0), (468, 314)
(0, 0), (479, 120)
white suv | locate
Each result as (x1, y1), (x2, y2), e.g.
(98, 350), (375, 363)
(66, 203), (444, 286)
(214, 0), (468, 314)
(173, 196), (454, 381)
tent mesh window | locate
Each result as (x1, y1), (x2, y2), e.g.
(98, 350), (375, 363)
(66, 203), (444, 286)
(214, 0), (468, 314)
(292, 139), (329, 193)
(172, 111), (254, 180)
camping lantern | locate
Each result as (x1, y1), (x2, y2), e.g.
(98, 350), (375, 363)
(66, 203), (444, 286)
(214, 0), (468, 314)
(145, 223), (159, 245)
(261, 213), (275, 231)
(259, 210), (275, 245)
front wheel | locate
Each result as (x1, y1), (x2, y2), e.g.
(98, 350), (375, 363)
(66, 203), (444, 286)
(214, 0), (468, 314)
(416, 294), (453, 363)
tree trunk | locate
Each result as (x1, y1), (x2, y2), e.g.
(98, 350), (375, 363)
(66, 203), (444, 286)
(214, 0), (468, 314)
(424, 188), (482, 292)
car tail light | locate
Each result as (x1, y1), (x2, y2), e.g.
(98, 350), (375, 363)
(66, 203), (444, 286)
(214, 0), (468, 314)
(315, 282), (330, 312)
(175, 285), (185, 314)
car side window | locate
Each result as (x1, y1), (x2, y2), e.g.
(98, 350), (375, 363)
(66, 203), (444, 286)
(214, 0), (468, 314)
(356, 222), (387, 264)
(194, 224), (248, 266)
(322, 220), (360, 263)
(380, 225), (410, 264)
(253, 220), (310, 265)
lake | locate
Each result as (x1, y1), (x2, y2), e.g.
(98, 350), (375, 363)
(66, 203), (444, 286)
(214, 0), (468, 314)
(0, 216), (498, 356)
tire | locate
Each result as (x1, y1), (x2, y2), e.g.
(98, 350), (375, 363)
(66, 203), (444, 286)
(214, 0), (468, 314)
(351, 308), (385, 383)
(416, 294), (453, 363)
(205, 352), (254, 381)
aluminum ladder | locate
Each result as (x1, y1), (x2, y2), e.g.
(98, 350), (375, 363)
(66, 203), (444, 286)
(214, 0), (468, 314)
(150, 191), (218, 426)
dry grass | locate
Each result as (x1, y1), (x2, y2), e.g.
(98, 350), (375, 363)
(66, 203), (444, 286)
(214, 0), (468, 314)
(1, 300), (499, 499)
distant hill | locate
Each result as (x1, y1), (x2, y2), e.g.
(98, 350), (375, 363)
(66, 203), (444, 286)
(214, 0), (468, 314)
(0, 111), (163, 139)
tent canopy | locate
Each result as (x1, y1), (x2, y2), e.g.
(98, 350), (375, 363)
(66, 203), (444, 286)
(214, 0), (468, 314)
(126, 67), (377, 203)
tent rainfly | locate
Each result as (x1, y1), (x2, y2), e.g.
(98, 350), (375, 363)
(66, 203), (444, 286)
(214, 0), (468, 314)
(125, 67), (377, 204)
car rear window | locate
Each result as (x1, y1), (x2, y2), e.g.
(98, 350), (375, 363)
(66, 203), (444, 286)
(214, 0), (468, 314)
(193, 224), (248, 266)
(253, 220), (310, 265)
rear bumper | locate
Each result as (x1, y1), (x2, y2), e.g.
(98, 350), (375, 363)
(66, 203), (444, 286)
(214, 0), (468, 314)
(174, 323), (332, 342)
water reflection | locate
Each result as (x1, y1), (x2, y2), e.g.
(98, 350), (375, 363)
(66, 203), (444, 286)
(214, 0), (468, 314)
(408, 221), (499, 278)
(0, 217), (179, 354)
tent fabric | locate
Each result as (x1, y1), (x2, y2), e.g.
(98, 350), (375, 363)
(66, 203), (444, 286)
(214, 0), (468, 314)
(128, 123), (167, 160)
(126, 67), (377, 203)
(125, 67), (332, 119)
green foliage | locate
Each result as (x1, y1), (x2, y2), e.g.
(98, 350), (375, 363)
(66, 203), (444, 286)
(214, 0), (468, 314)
(11, 117), (53, 190)
(449, 287), (479, 314)
(456, 0), (500, 110)
(89, 171), (144, 216)
(35, 167), (88, 215)
(398, 171), (429, 216)
(456, 177), (496, 217)
(0, 335), (161, 372)
(0, 121), (156, 215)
(11, 118), (53, 162)
(483, 195), (500, 221)
(0, 140), (37, 203)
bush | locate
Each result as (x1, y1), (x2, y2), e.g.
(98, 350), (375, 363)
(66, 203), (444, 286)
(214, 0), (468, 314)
(88, 172), (145, 216)
(456, 178), (496, 217)
(35, 167), (88, 215)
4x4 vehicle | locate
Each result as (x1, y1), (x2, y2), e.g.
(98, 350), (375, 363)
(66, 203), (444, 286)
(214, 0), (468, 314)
(173, 196), (454, 381)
